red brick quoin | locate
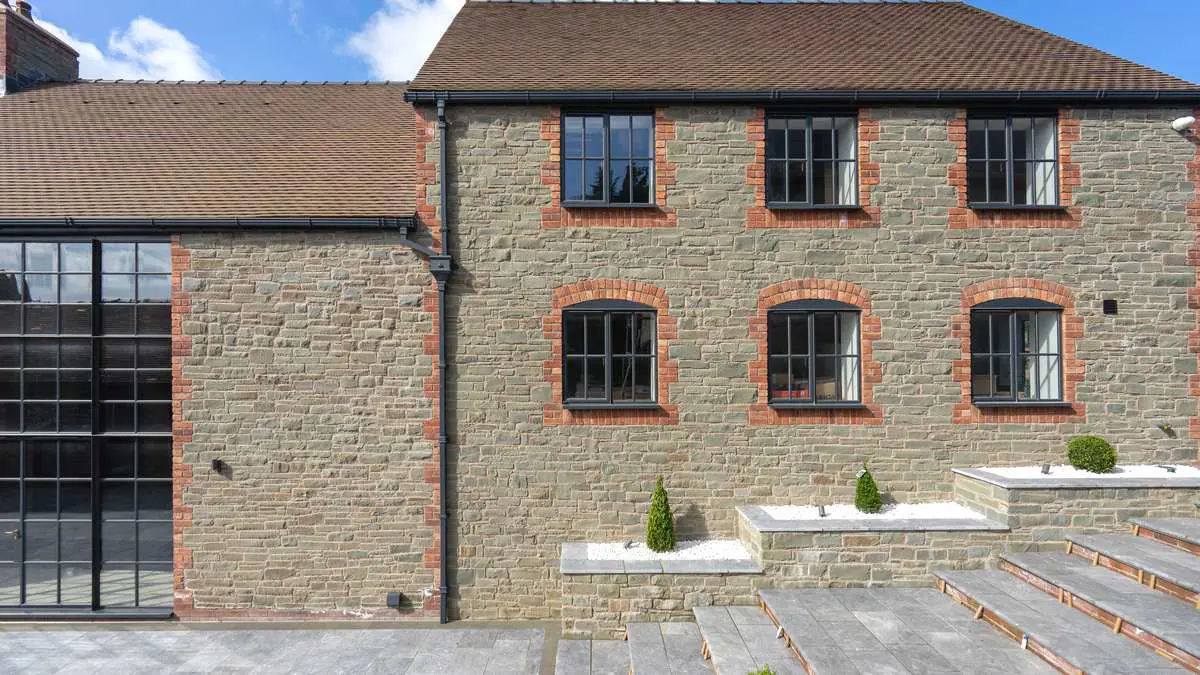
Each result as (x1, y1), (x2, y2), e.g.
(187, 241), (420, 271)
(543, 280), (679, 425)
(748, 280), (883, 425)
(952, 279), (1085, 424)
(540, 107), (678, 228)
(1186, 108), (1200, 451)
(170, 237), (196, 617)
(414, 107), (442, 249)
(745, 109), (881, 229)
(947, 109), (1082, 229)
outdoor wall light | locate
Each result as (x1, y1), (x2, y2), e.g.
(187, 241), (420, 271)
(1156, 421), (1174, 435)
(386, 592), (404, 609)
(1170, 116), (1196, 133)
(1102, 299), (1117, 315)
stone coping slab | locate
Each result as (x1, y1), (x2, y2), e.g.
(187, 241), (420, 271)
(737, 505), (1009, 533)
(558, 543), (763, 575)
(953, 467), (1200, 489)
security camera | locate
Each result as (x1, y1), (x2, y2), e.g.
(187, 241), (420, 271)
(1170, 115), (1196, 133)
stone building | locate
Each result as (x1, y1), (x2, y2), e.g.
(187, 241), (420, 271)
(1, 0), (1198, 629)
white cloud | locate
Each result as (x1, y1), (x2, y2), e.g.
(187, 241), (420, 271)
(39, 16), (220, 81)
(346, 0), (464, 81)
(276, 0), (305, 36)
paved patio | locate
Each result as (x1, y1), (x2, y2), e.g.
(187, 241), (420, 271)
(0, 625), (546, 674)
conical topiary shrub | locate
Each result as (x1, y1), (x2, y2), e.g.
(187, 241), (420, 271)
(855, 461), (883, 514)
(645, 476), (676, 552)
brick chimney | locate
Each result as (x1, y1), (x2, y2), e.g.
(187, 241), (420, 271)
(1, 0), (79, 95)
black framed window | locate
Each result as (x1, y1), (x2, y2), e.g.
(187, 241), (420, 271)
(767, 300), (860, 405)
(970, 299), (1062, 403)
(0, 240), (171, 613)
(765, 115), (857, 207)
(967, 115), (1058, 207)
(563, 300), (656, 406)
(562, 112), (655, 206)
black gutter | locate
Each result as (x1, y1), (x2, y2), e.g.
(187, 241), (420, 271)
(404, 89), (1200, 106)
(428, 97), (453, 625)
(0, 216), (437, 256)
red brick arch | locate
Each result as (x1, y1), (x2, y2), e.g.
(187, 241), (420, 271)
(748, 280), (883, 425)
(952, 279), (1085, 423)
(542, 280), (679, 425)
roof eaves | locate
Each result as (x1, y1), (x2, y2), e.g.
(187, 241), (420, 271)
(403, 89), (1200, 105)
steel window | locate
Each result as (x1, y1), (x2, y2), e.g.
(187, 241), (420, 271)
(967, 115), (1058, 207)
(970, 305), (1063, 402)
(0, 240), (171, 613)
(765, 115), (857, 207)
(563, 302), (656, 405)
(767, 302), (860, 404)
(562, 113), (655, 206)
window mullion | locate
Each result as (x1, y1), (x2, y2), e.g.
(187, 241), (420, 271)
(805, 118), (814, 208)
(807, 313), (815, 402)
(1006, 117), (1015, 205)
(602, 115), (610, 204)
(604, 312), (612, 404)
(89, 238), (102, 610)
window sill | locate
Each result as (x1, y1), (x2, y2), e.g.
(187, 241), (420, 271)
(967, 204), (1066, 212)
(563, 402), (661, 411)
(766, 203), (863, 211)
(768, 401), (867, 410)
(972, 400), (1073, 408)
(560, 202), (660, 210)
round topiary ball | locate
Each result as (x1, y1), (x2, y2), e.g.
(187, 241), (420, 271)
(1067, 435), (1117, 473)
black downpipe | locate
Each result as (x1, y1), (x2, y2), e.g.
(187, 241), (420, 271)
(429, 97), (453, 625)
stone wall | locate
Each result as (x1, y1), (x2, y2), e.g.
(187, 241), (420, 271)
(174, 231), (438, 618)
(561, 572), (762, 639)
(438, 103), (1199, 621)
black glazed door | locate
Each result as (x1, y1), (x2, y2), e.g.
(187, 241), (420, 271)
(0, 241), (172, 614)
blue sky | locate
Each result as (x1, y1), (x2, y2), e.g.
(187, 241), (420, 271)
(26, 0), (1200, 85)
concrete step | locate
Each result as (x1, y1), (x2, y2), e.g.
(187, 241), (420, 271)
(759, 587), (1055, 674)
(625, 622), (713, 675)
(1133, 518), (1200, 557)
(554, 639), (630, 675)
(937, 569), (1188, 673)
(1068, 532), (1200, 606)
(692, 605), (805, 675)
(1001, 552), (1200, 671)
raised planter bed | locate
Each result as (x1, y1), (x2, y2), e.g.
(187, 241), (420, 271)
(738, 502), (1008, 533)
(954, 465), (1200, 489)
(559, 540), (761, 575)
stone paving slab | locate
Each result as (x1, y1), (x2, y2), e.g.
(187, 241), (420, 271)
(737, 505), (1009, 533)
(1069, 532), (1200, 594)
(1133, 518), (1200, 548)
(626, 622), (712, 675)
(759, 587), (1056, 674)
(554, 639), (629, 675)
(938, 569), (1187, 673)
(0, 626), (544, 675)
(692, 605), (805, 675)
(1004, 553), (1200, 658)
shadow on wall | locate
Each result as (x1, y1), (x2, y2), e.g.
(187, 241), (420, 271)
(675, 503), (709, 539)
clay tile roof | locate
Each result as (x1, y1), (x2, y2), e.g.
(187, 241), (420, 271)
(0, 81), (415, 218)
(410, 1), (1198, 94)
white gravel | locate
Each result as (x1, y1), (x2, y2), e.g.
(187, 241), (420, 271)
(586, 539), (753, 561)
(761, 502), (989, 521)
(983, 464), (1200, 479)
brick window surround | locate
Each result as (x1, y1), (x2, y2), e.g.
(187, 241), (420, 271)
(170, 237), (196, 617)
(540, 108), (678, 229)
(952, 279), (1085, 424)
(947, 110), (1082, 229)
(543, 280), (679, 425)
(749, 280), (883, 425)
(745, 109), (881, 229)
